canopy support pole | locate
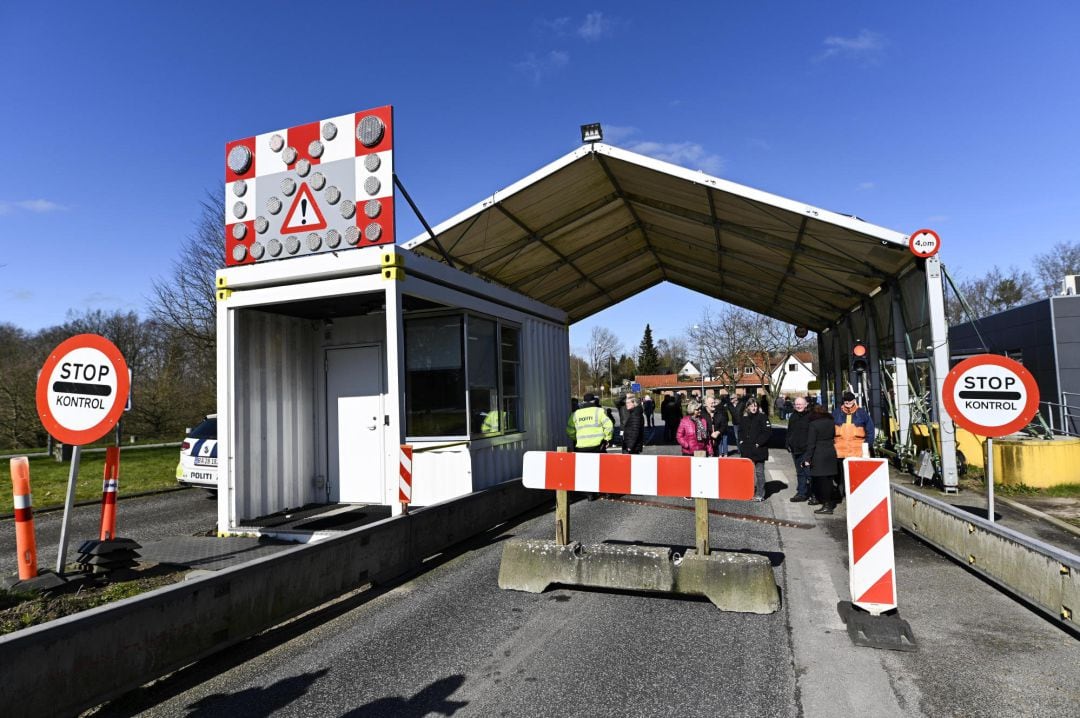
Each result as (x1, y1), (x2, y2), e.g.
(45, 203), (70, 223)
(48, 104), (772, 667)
(864, 300), (882, 428)
(891, 284), (913, 458)
(925, 257), (959, 492)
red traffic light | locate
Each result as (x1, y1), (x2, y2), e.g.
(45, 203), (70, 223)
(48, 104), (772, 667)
(852, 342), (868, 358)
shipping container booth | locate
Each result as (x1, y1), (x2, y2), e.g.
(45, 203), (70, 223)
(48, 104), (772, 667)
(214, 246), (569, 535)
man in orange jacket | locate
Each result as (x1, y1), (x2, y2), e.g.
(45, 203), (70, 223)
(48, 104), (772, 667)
(833, 391), (875, 459)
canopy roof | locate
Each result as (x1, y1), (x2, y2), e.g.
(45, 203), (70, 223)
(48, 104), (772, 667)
(404, 143), (916, 331)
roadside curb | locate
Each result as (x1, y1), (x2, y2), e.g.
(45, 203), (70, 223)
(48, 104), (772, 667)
(0, 486), (191, 521)
(995, 494), (1080, 538)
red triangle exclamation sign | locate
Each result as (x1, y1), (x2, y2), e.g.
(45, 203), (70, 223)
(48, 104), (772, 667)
(281, 183), (328, 234)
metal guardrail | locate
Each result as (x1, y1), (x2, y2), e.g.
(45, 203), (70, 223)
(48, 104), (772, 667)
(891, 483), (1079, 634)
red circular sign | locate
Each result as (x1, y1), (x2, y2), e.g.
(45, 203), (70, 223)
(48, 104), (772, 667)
(942, 354), (1039, 437)
(908, 228), (941, 258)
(36, 334), (130, 445)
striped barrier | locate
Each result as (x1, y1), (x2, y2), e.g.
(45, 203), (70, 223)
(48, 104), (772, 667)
(99, 446), (120, 541)
(522, 451), (754, 500)
(10, 457), (38, 580)
(399, 445), (413, 504)
(843, 458), (897, 614)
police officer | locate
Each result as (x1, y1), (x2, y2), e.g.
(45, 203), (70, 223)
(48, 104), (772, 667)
(567, 392), (613, 452)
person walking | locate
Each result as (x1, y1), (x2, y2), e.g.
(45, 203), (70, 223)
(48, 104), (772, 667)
(621, 393), (645, 454)
(566, 392), (613, 453)
(642, 393), (655, 428)
(703, 394), (729, 459)
(785, 396), (812, 502)
(676, 400), (710, 456)
(738, 398), (772, 501)
(802, 404), (840, 514)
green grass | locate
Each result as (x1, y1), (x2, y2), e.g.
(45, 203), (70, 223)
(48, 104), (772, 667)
(1, 447), (181, 509)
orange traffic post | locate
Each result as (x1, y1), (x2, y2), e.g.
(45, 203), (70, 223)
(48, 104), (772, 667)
(10, 457), (39, 580)
(99, 446), (120, 540)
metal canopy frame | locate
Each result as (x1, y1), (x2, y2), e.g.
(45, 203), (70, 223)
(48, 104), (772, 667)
(404, 142), (959, 489)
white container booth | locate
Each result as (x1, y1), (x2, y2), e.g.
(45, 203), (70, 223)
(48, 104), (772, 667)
(214, 246), (568, 536)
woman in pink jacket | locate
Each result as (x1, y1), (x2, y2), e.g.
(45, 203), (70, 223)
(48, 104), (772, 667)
(676, 401), (711, 456)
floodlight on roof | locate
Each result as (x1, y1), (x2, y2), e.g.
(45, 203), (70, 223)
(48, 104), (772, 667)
(580, 123), (603, 143)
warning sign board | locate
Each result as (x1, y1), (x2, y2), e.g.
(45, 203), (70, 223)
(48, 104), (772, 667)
(280, 182), (327, 234)
(36, 334), (130, 445)
(942, 354), (1039, 437)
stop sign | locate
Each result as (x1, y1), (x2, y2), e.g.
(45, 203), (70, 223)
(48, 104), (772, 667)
(35, 334), (130, 445)
(942, 354), (1039, 437)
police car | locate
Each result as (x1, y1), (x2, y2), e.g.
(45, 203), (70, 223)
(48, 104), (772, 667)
(176, 414), (218, 491)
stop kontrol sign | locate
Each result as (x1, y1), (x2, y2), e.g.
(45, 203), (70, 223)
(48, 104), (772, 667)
(942, 354), (1039, 437)
(36, 334), (130, 445)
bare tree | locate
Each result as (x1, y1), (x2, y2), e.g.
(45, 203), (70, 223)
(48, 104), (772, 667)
(1032, 240), (1080, 298)
(585, 327), (622, 392)
(945, 265), (1035, 324)
(149, 188), (222, 351)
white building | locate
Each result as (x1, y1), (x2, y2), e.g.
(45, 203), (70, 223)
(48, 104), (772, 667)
(770, 352), (817, 396)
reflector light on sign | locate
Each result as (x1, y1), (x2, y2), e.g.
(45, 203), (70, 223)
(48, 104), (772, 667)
(357, 115), (385, 147)
(267, 197), (282, 214)
(282, 147), (298, 164)
(340, 200), (355, 219)
(326, 229), (341, 248)
(365, 223), (382, 241)
(295, 159), (310, 177)
(364, 199), (381, 218)
(310, 172), (325, 190)
(267, 238), (282, 256)
(232, 223), (247, 240)
(364, 154), (381, 172)
(325, 186), (341, 204)
(307, 232), (322, 251)
(308, 140), (323, 158)
(250, 242), (265, 259)
(281, 177), (296, 196)
(269, 134), (284, 152)
(286, 237), (301, 254)
(227, 145), (252, 175)
(322, 122), (337, 141)
(345, 226), (360, 245)
(233, 202), (247, 219)
(232, 245), (247, 262)
(255, 216), (268, 233)
(364, 176), (381, 195)
(233, 179), (247, 197)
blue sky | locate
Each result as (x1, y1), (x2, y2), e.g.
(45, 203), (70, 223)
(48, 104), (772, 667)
(2, 2), (1078, 359)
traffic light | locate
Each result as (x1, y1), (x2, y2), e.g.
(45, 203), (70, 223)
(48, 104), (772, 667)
(851, 341), (869, 374)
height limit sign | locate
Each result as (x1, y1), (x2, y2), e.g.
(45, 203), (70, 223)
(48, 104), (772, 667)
(36, 334), (130, 445)
(942, 354), (1039, 437)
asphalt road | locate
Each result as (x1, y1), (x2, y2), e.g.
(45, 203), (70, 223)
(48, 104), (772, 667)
(91, 455), (1079, 717)
(0, 488), (217, 577)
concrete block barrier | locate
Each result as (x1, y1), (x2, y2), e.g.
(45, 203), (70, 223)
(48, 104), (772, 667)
(892, 484), (1080, 631)
(498, 538), (780, 614)
(0, 480), (548, 718)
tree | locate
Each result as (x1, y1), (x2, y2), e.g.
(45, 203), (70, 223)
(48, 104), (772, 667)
(655, 338), (688, 374)
(148, 188), (222, 352)
(1032, 240), (1080, 298)
(945, 265), (1035, 324)
(637, 324), (660, 374)
(585, 327), (622, 391)
(568, 353), (590, 397)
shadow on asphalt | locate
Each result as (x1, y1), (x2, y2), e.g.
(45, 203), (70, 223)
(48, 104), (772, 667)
(180, 669), (328, 717)
(339, 675), (468, 717)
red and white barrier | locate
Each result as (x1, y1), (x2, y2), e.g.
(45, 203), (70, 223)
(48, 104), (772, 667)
(843, 458), (897, 614)
(522, 451), (754, 500)
(399, 445), (413, 504)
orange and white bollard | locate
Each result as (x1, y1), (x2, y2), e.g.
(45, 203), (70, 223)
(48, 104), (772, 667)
(99, 446), (120, 541)
(10, 457), (39, 580)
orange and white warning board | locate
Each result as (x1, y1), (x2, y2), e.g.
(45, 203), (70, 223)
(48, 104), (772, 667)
(399, 445), (413, 504)
(522, 451), (754, 500)
(843, 458), (897, 614)
(223, 105), (395, 266)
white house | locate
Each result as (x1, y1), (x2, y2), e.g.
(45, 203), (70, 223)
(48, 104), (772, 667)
(770, 352), (817, 396)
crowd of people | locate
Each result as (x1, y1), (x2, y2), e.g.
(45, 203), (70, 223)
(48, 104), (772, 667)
(567, 388), (875, 510)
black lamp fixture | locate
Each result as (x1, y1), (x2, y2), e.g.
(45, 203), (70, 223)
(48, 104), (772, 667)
(580, 123), (603, 143)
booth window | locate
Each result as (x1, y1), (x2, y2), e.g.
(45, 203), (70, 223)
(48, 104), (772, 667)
(405, 315), (467, 436)
(405, 313), (522, 438)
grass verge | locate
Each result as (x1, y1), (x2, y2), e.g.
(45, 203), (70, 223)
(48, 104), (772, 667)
(0, 447), (180, 509)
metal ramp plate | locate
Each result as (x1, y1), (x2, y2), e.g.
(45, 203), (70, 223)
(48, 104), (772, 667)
(837, 600), (918, 651)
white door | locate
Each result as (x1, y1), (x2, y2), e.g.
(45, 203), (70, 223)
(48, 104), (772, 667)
(326, 345), (384, 503)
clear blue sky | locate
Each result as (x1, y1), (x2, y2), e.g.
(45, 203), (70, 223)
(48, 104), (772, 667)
(2, 2), (1078, 359)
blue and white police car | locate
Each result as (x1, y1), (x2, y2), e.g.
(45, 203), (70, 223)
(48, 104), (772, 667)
(176, 414), (218, 491)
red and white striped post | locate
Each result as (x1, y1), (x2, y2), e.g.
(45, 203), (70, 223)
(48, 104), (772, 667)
(10, 457), (39, 580)
(399, 444), (413, 514)
(843, 458), (897, 615)
(99, 446), (120, 541)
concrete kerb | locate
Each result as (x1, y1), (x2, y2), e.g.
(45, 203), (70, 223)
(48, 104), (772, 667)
(891, 484), (1080, 633)
(0, 479), (548, 718)
(498, 539), (780, 614)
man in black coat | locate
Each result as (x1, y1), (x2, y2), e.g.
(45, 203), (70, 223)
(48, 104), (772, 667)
(620, 393), (645, 454)
(737, 398), (772, 500)
(785, 396), (812, 502)
(703, 394), (728, 457)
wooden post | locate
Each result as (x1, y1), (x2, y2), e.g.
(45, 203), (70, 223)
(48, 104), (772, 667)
(556, 446), (570, 545)
(693, 451), (709, 555)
